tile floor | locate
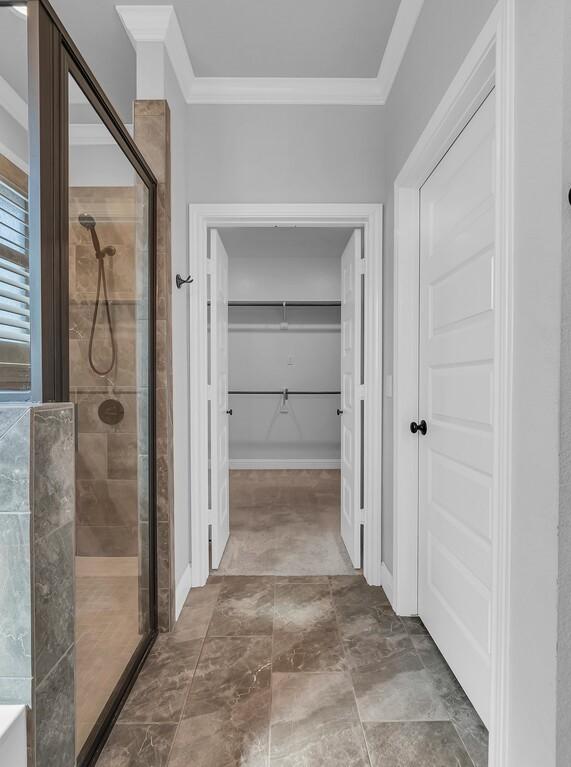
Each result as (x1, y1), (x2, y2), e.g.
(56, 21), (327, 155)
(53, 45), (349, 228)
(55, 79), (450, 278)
(218, 470), (354, 575)
(95, 471), (488, 766)
(97, 575), (488, 767)
(75, 557), (142, 752)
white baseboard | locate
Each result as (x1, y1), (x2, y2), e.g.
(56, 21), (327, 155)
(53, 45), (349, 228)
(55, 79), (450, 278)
(175, 564), (192, 620)
(381, 562), (395, 609)
(229, 459), (341, 470)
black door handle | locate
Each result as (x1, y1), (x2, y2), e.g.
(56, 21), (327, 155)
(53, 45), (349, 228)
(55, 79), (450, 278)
(337, 409), (343, 415)
(410, 420), (427, 435)
(226, 409), (233, 415)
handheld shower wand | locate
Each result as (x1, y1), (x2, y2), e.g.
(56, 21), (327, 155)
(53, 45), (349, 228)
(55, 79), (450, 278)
(79, 213), (117, 377)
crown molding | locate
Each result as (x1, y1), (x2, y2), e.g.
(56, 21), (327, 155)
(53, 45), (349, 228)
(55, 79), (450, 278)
(0, 76), (133, 150)
(116, 4), (195, 100)
(377, 0), (425, 101)
(116, 1), (423, 106)
(116, 4), (172, 43)
(0, 75), (27, 128)
(187, 77), (384, 106)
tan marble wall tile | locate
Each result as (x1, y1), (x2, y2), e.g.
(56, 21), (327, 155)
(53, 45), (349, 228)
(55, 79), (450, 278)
(134, 100), (174, 632)
(108, 433), (138, 479)
(69, 185), (150, 565)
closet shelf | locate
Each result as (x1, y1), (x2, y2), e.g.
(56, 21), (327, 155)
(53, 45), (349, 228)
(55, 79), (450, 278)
(228, 300), (341, 330)
(229, 300), (341, 307)
(229, 323), (341, 332)
(229, 389), (341, 396)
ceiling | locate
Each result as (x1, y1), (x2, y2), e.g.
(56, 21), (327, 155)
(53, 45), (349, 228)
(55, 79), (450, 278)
(49, 0), (406, 119)
(0, 8), (29, 101)
(168, 0), (400, 78)
(51, 0), (136, 120)
(1, 1), (416, 124)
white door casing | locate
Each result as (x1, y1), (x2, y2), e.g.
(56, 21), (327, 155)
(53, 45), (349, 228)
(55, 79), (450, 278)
(190, 204), (383, 590)
(340, 229), (362, 568)
(418, 91), (496, 726)
(209, 230), (230, 568)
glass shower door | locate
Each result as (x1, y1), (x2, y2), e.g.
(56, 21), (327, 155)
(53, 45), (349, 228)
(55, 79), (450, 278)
(67, 74), (155, 761)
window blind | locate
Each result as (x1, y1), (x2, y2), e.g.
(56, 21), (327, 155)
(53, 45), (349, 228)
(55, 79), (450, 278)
(0, 175), (30, 390)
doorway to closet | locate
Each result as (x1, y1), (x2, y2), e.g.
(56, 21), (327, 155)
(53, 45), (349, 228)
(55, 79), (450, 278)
(188, 204), (383, 589)
(209, 227), (358, 576)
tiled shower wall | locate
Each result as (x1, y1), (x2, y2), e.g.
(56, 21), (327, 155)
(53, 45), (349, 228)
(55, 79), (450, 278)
(134, 100), (175, 631)
(0, 403), (75, 767)
(69, 187), (140, 558)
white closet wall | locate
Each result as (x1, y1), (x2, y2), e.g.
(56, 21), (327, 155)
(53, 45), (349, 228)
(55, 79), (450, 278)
(222, 228), (351, 466)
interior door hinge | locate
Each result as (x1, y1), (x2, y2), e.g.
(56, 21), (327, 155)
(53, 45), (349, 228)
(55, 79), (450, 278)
(360, 507), (366, 524)
(359, 259), (366, 275)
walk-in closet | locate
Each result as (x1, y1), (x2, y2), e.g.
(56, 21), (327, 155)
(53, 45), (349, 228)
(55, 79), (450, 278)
(207, 226), (362, 575)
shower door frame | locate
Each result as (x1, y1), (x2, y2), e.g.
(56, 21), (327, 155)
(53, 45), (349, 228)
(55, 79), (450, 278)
(20, 1), (159, 765)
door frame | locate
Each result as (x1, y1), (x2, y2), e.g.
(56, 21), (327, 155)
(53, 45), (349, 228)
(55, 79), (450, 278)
(391, 3), (514, 766)
(188, 203), (383, 588)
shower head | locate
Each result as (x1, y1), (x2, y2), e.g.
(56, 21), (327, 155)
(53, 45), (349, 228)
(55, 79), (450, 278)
(78, 212), (103, 256)
(78, 213), (96, 230)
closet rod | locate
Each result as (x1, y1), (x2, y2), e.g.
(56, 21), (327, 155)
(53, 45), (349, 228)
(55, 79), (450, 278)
(228, 301), (341, 308)
(229, 390), (341, 395)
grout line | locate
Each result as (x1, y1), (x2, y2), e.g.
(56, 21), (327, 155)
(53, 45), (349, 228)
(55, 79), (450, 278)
(409, 635), (478, 767)
(206, 633), (274, 638)
(328, 576), (373, 767)
(360, 717), (454, 723)
(117, 720), (181, 726)
(268, 580), (276, 767)
(164, 581), (223, 765)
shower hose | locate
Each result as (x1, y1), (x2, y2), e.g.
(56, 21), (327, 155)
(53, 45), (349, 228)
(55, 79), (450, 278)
(88, 252), (116, 376)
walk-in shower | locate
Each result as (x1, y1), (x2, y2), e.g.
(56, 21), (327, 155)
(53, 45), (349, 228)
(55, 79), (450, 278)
(0, 2), (157, 764)
(69, 78), (156, 764)
(78, 213), (117, 376)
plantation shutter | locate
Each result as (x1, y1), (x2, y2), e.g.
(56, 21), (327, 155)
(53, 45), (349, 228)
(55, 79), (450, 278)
(0, 174), (30, 391)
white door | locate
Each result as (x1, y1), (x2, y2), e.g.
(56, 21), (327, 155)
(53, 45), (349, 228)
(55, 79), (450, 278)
(209, 230), (230, 568)
(418, 92), (495, 725)
(340, 229), (362, 567)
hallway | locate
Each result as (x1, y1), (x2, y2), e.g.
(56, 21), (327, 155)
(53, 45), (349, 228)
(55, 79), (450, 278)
(97, 574), (488, 766)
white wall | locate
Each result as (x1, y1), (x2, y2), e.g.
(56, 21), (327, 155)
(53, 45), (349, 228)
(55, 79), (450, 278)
(68, 144), (135, 187)
(502, 4), (568, 767)
(507, 1), (563, 763)
(0, 105), (27, 172)
(187, 105), (385, 203)
(380, 0), (498, 573)
(382, 0), (566, 764)
(165, 56), (192, 590)
(558, 2), (571, 760)
(222, 228), (348, 463)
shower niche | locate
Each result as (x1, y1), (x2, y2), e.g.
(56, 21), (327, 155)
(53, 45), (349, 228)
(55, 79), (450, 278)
(67, 74), (155, 759)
